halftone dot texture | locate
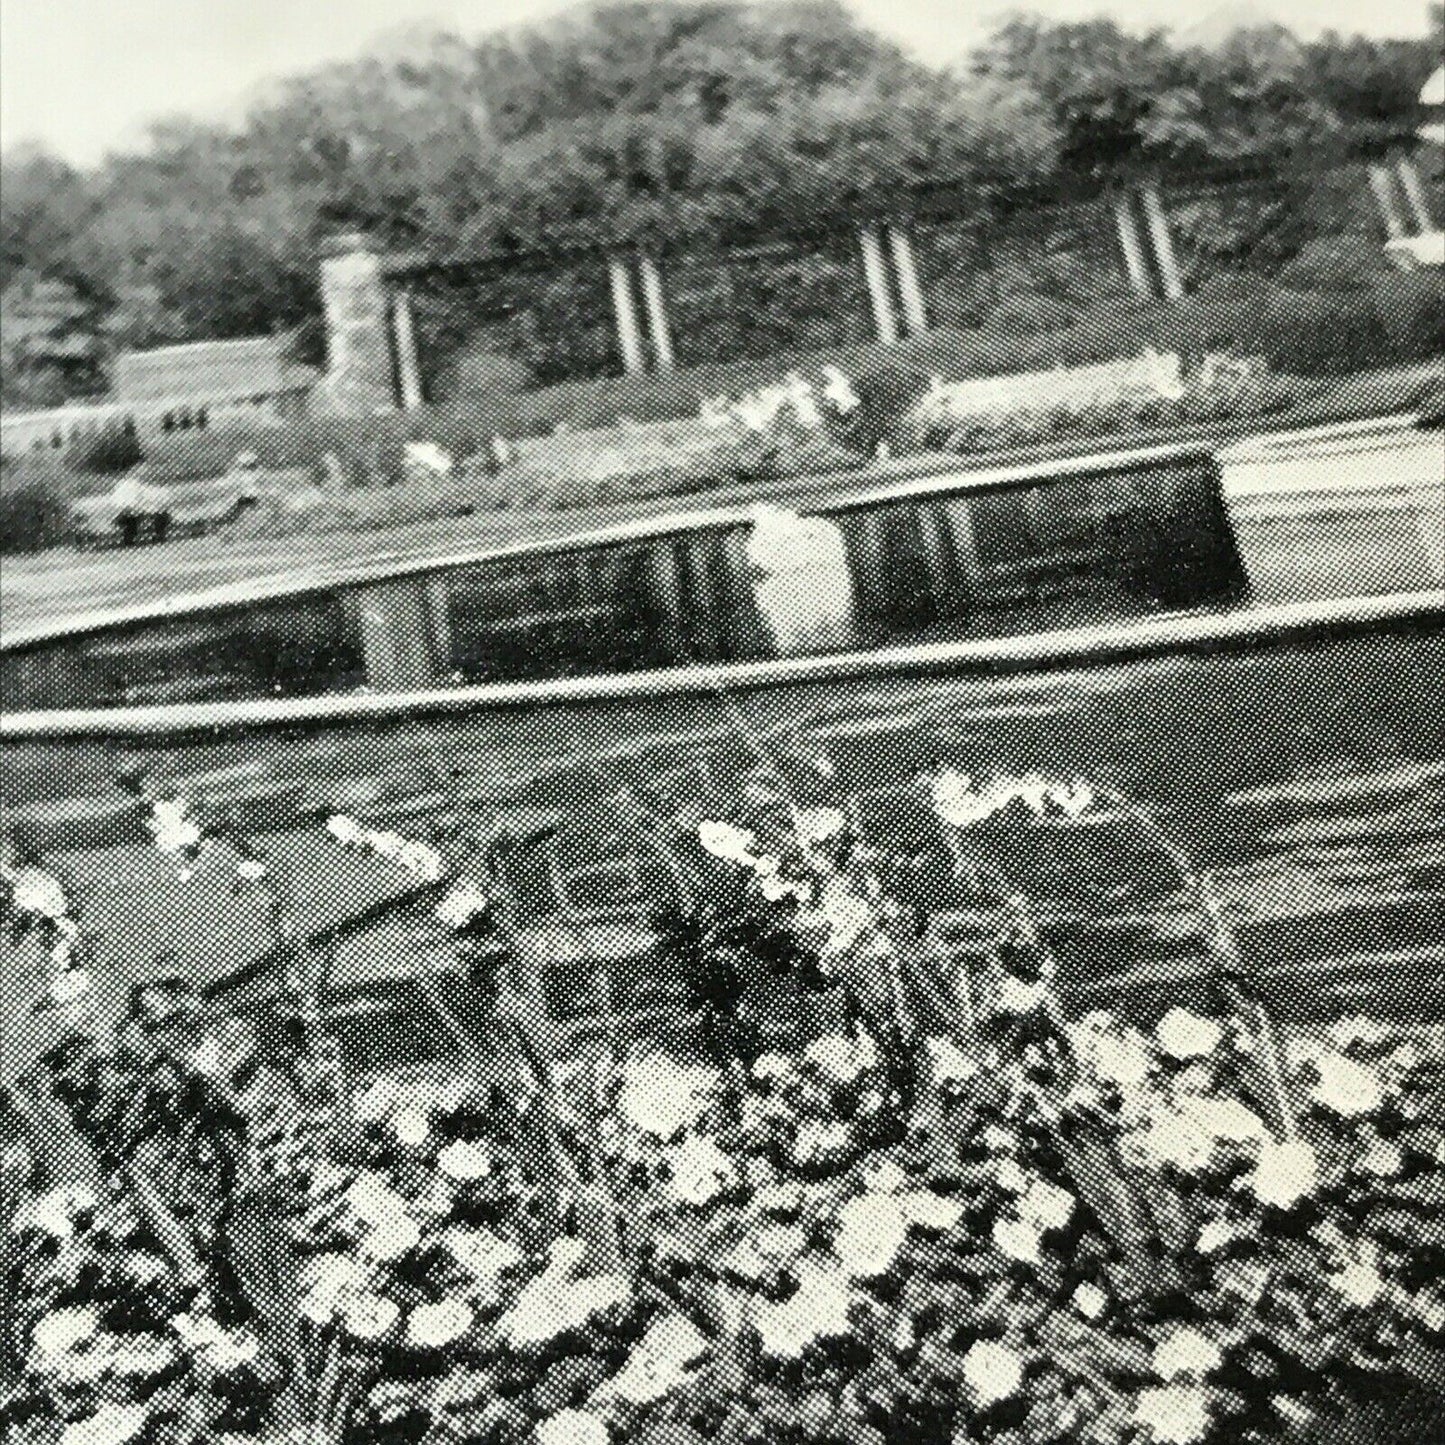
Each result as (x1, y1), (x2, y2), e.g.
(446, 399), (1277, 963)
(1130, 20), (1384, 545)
(2, 161), (1443, 1445)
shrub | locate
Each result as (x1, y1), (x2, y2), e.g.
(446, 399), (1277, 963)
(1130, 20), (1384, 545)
(66, 426), (144, 476)
(0, 474), (70, 553)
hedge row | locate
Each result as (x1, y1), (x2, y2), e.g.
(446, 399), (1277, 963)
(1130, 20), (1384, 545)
(1, 271), (1440, 554)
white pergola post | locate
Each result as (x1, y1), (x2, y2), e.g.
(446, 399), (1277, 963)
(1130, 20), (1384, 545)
(1395, 157), (1435, 234)
(637, 255), (675, 371)
(886, 225), (929, 336)
(1139, 182), (1184, 300)
(392, 290), (424, 410)
(1368, 164), (1408, 240)
(608, 255), (648, 375)
(1112, 192), (1154, 297)
(858, 225), (899, 345)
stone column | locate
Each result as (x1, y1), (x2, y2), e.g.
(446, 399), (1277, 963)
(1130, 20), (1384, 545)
(607, 256), (647, 375)
(858, 226), (899, 345)
(1395, 157), (1435, 234)
(392, 290), (425, 410)
(1112, 192), (1154, 297)
(886, 225), (929, 337)
(355, 578), (438, 691)
(318, 233), (398, 415)
(637, 256), (675, 371)
(1139, 183), (1184, 300)
(1367, 165), (1407, 241)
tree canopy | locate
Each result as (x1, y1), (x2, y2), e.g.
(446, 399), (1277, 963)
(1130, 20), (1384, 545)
(1, 1), (1438, 407)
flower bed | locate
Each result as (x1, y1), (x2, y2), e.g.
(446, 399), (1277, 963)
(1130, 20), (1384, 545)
(4, 762), (1444, 1445)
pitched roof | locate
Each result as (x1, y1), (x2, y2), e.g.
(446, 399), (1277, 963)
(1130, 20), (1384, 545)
(114, 337), (318, 403)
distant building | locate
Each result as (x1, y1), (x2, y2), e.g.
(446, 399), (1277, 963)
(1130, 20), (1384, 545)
(114, 336), (319, 427)
(2, 336), (319, 459)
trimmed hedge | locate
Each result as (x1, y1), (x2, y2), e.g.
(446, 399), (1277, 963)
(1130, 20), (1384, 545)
(1, 271), (1439, 551)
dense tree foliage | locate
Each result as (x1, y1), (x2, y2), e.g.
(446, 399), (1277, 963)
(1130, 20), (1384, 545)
(1, 2), (1438, 406)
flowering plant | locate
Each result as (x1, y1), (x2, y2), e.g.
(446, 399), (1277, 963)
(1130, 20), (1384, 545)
(4, 752), (1444, 1445)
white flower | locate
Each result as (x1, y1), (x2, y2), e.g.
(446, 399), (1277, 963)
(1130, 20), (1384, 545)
(397, 840), (447, 882)
(1019, 1178), (1074, 1232)
(798, 878), (873, 958)
(436, 879), (490, 930)
(1178, 1095), (1268, 1146)
(899, 1190), (965, 1233)
(993, 1157), (1030, 1194)
(354, 1076), (398, 1122)
(1156, 1008), (1223, 1061)
(1355, 1135), (1404, 1178)
(751, 1264), (852, 1359)
(1247, 1138), (1318, 1209)
(834, 1194), (909, 1279)
(59, 1404), (150, 1445)
(1073, 1282), (1109, 1320)
(391, 1108), (430, 1148)
(926, 769), (1011, 828)
(172, 1313), (260, 1371)
(30, 1306), (101, 1358)
(1083, 1028), (1156, 1089)
(792, 1119), (854, 1171)
(1153, 1327), (1223, 1382)
(993, 1214), (1044, 1264)
(406, 1298), (473, 1349)
(864, 1158), (909, 1193)
(443, 1227), (524, 1284)
(995, 973), (1049, 1015)
(618, 1055), (719, 1140)
(590, 1313), (709, 1407)
(667, 1136), (738, 1208)
(7, 866), (69, 919)
(961, 1339), (1025, 1407)
(751, 1052), (793, 1085)
(1331, 1242), (1387, 1309)
(804, 1032), (877, 1085)
(148, 798), (202, 856)
(363, 1211), (421, 1262)
(503, 1271), (631, 1350)
(18, 1185), (96, 1240)
(1196, 1219), (1244, 1255)
(1135, 1384), (1213, 1444)
(437, 1140), (491, 1181)
(236, 858), (267, 883)
(758, 871), (809, 904)
(1131, 1109), (1215, 1174)
(925, 1036), (977, 1087)
(298, 1252), (367, 1321)
(345, 1172), (408, 1226)
(1310, 1051), (1384, 1117)
(536, 1411), (609, 1445)
(326, 814), (367, 847)
(697, 820), (757, 865)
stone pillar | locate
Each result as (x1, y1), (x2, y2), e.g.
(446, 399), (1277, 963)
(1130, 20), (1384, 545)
(1139, 183), (1184, 300)
(392, 290), (425, 410)
(1112, 192), (1154, 297)
(608, 256), (647, 375)
(1395, 157), (1435, 234)
(319, 233), (398, 415)
(1367, 165), (1408, 241)
(858, 226), (899, 345)
(355, 578), (438, 691)
(886, 225), (929, 336)
(637, 256), (675, 371)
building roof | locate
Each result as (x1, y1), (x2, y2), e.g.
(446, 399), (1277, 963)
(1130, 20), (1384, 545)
(114, 337), (318, 403)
